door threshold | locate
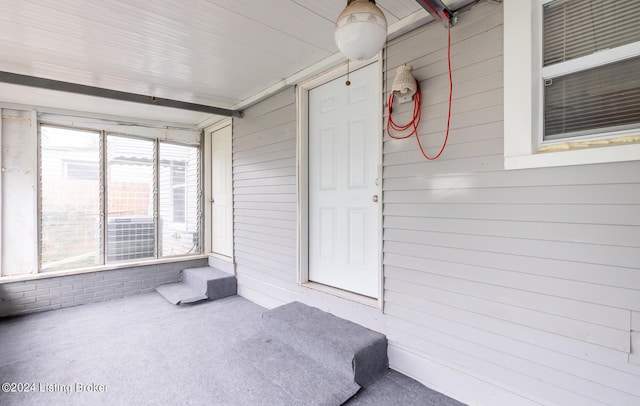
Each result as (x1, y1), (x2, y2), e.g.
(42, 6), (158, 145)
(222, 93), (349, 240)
(302, 282), (379, 308)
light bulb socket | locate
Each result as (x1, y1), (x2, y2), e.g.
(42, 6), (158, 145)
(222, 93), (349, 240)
(392, 65), (417, 99)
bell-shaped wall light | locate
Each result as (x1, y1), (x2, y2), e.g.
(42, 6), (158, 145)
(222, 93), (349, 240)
(334, 0), (388, 61)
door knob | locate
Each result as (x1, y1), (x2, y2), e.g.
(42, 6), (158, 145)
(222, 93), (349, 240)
(372, 195), (378, 202)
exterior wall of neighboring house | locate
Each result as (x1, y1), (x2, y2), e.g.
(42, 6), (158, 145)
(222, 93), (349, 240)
(232, 2), (640, 406)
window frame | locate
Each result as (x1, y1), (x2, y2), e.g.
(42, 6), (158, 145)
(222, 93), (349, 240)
(38, 122), (203, 273)
(503, 0), (640, 170)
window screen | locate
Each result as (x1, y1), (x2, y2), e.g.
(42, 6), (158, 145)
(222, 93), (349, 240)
(159, 142), (200, 257)
(106, 136), (155, 262)
(40, 126), (102, 271)
(543, 0), (640, 66)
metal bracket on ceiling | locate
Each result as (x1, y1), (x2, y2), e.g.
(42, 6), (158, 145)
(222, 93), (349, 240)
(415, 0), (459, 27)
(0, 71), (244, 119)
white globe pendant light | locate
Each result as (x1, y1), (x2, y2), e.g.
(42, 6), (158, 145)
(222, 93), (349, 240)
(334, 0), (388, 61)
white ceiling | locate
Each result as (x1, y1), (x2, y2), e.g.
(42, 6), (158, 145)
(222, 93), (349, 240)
(0, 0), (473, 126)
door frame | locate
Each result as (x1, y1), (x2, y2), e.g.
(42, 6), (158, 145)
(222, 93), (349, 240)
(296, 58), (384, 308)
(203, 118), (234, 263)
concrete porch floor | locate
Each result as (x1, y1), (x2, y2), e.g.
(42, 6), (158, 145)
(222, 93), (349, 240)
(0, 293), (464, 405)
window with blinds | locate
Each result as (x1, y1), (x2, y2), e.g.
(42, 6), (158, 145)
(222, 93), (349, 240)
(541, 0), (640, 141)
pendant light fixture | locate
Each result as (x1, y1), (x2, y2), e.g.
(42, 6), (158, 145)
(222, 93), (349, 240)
(334, 0), (388, 61)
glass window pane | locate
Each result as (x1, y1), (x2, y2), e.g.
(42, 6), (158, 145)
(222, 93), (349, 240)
(159, 142), (200, 257)
(543, 0), (640, 66)
(40, 126), (102, 271)
(544, 56), (640, 140)
(106, 135), (155, 262)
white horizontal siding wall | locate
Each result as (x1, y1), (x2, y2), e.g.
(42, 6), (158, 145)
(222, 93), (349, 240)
(231, 2), (640, 405)
(232, 88), (300, 305)
(382, 2), (640, 406)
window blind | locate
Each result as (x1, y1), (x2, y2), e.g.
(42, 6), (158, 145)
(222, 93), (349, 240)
(543, 0), (640, 66)
(544, 56), (640, 139)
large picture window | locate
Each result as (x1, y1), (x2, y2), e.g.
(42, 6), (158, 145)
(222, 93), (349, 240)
(39, 125), (201, 272)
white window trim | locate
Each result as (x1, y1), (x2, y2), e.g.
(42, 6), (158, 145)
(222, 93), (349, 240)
(503, 0), (640, 170)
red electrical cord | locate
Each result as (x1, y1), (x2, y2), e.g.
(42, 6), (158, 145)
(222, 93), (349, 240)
(419, 0), (444, 20)
(386, 17), (453, 161)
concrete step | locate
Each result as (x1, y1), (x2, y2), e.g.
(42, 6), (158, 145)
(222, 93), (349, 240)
(261, 301), (388, 388)
(156, 266), (236, 305)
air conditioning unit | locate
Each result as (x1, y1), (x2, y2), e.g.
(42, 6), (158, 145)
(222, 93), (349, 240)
(107, 216), (155, 262)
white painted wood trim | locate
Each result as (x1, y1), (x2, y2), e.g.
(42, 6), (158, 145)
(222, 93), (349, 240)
(32, 110), (39, 274)
(376, 59), (385, 310)
(197, 115), (229, 131)
(204, 118), (232, 134)
(202, 126), (213, 257)
(38, 113), (199, 145)
(297, 56), (378, 93)
(295, 85), (309, 286)
(542, 42), (640, 79)
(203, 119), (234, 262)
(503, 0), (536, 159)
(0, 254), (208, 284)
(296, 57), (384, 309)
(301, 282), (378, 308)
(505, 143), (640, 170)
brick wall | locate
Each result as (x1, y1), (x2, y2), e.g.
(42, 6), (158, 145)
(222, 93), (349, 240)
(0, 258), (207, 317)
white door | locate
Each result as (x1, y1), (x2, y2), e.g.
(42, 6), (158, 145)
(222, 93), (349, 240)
(308, 63), (380, 298)
(210, 125), (233, 258)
